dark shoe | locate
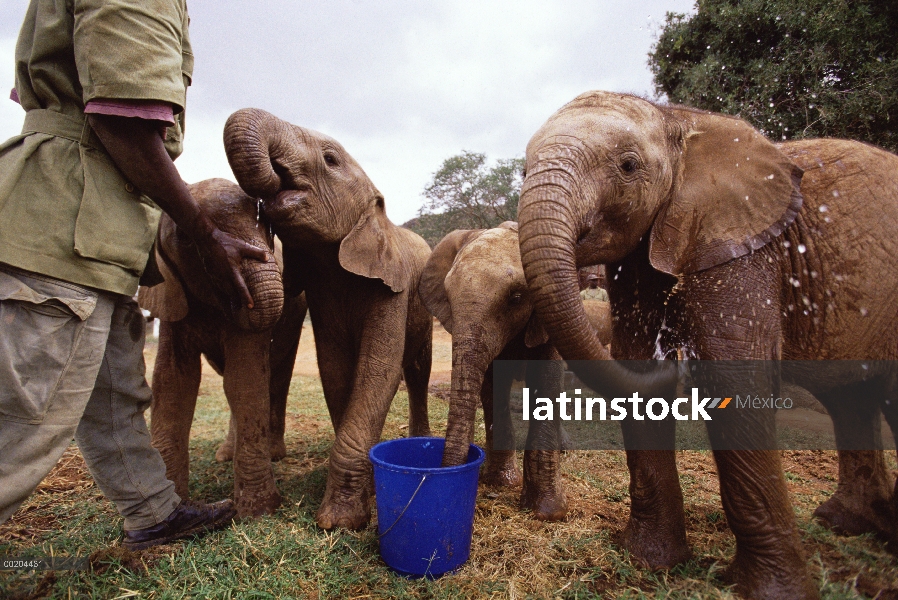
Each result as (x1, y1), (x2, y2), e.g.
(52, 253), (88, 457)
(122, 499), (237, 551)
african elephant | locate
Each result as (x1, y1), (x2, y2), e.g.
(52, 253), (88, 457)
(139, 178), (307, 518)
(223, 109), (432, 530)
(419, 222), (612, 520)
(516, 91), (898, 599)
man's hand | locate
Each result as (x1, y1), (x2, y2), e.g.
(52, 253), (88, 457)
(88, 112), (266, 308)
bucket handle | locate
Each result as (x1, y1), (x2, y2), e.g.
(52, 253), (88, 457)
(378, 474), (427, 539)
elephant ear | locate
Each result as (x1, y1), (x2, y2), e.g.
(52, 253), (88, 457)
(137, 244), (188, 322)
(524, 314), (549, 348)
(419, 229), (485, 334)
(648, 109), (804, 276)
(339, 200), (408, 292)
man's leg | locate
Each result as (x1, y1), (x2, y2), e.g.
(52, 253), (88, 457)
(75, 295), (180, 530)
(75, 294), (235, 548)
(0, 267), (113, 524)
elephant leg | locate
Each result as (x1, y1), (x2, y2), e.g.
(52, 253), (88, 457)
(712, 447), (817, 599)
(267, 302), (304, 461)
(618, 422), (689, 569)
(682, 256), (815, 599)
(150, 320), (201, 500)
(403, 333), (432, 438)
(813, 380), (892, 538)
(314, 331), (355, 433)
(481, 362), (522, 487)
(520, 356), (567, 521)
(222, 329), (281, 517)
(316, 319), (406, 530)
(601, 253), (689, 568)
(215, 414), (237, 462)
(698, 367), (815, 599)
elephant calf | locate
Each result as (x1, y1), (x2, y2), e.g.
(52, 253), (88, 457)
(224, 109), (432, 530)
(419, 222), (612, 520)
(139, 178), (307, 518)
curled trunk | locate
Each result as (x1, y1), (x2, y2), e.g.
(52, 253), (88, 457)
(235, 254), (284, 331)
(518, 172), (675, 397)
(224, 108), (299, 199)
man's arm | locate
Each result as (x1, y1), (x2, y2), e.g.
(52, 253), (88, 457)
(88, 112), (265, 308)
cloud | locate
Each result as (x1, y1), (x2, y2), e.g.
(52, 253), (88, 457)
(0, 0), (693, 223)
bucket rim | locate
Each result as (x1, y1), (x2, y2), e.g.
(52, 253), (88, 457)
(369, 437), (485, 475)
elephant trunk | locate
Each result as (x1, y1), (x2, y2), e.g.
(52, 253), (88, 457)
(518, 171), (609, 362)
(518, 170), (674, 397)
(224, 108), (297, 198)
(442, 333), (493, 467)
(236, 252), (284, 331)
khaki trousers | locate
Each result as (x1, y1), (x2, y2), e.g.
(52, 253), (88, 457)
(0, 266), (179, 529)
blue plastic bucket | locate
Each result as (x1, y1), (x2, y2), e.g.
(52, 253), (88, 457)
(369, 437), (485, 578)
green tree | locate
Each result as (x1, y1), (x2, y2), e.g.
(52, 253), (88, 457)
(406, 151), (524, 247)
(649, 1), (898, 152)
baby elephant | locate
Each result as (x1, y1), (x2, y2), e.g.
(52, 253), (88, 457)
(419, 222), (611, 520)
(139, 179), (307, 518)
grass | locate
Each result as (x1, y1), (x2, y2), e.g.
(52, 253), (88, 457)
(1, 333), (897, 599)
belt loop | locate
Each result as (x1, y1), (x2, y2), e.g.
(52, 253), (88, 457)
(80, 116), (96, 149)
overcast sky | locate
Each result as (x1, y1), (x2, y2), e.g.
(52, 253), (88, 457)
(0, 0), (695, 224)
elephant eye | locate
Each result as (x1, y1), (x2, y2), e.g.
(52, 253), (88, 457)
(323, 152), (339, 167)
(620, 157), (639, 173)
(509, 291), (524, 305)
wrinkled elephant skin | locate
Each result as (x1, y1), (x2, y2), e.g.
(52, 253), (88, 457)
(517, 91), (898, 599)
(420, 223), (612, 521)
(139, 178), (307, 518)
(224, 109), (432, 531)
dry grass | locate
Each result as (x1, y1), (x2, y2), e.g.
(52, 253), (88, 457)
(1, 321), (897, 598)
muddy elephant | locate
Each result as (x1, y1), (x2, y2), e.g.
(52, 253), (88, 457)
(419, 222), (612, 520)
(223, 109), (432, 530)
(139, 178), (308, 518)
(516, 91), (898, 599)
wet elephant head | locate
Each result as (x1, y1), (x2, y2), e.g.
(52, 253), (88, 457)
(517, 90), (801, 363)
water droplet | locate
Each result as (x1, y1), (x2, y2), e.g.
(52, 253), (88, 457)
(733, 138), (740, 142)
(819, 204), (829, 212)
(860, 307), (869, 317)
(832, 190), (840, 198)
(797, 244), (806, 253)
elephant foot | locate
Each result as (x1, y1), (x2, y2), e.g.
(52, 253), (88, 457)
(215, 440), (235, 463)
(316, 500), (370, 530)
(520, 484), (567, 521)
(481, 451), (522, 487)
(316, 490), (371, 530)
(234, 483), (282, 518)
(618, 516), (691, 569)
(722, 552), (818, 600)
(813, 490), (893, 539)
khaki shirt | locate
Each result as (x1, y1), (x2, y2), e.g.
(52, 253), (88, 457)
(0, 0), (193, 295)
(580, 287), (609, 302)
